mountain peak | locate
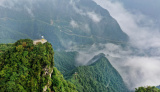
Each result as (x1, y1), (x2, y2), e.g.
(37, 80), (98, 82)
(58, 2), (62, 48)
(87, 53), (105, 65)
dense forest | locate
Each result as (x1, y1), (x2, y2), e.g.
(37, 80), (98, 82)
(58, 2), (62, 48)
(66, 54), (129, 92)
(135, 86), (160, 92)
(54, 52), (129, 92)
(0, 44), (12, 54)
(0, 39), (77, 92)
(0, 39), (159, 92)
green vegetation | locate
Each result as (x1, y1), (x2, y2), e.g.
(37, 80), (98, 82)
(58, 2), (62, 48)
(0, 39), (129, 92)
(54, 51), (78, 75)
(51, 67), (77, 92)
(0, 0), (128, 49)
(55, 53), (129, 92)
(0, 43), (12, 54)
(0, 39), (77, 92)
(0, 39), (54, 92)
(68, 56), (128, 92)
(135, 86), (160, 92)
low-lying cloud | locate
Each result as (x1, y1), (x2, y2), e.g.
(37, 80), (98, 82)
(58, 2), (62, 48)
(93, 0), (160, 51)
(90, 0), (160, 90)
(1, 0), (160, 90)
(75, 42), (160, 90)
(70, 0), (102, 23)
(87, 11), (102, 23)
(70, 20), (79, 28)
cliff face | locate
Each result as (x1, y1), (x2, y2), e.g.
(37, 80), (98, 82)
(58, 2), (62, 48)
(43, 66), (54, 92)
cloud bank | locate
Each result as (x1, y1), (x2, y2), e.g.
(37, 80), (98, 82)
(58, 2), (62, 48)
(75, 42), (160, 90)
(93, 0), (160, 51)
(91, 0), (160, 90)
(1, 0), (160, 90)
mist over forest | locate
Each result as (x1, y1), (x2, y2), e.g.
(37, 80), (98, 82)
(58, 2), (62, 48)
(0, 0), (160, 91)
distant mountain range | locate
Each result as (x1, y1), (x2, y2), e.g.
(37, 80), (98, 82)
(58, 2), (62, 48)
(0, 0), (132, 91)
(0, 0), (128, 50)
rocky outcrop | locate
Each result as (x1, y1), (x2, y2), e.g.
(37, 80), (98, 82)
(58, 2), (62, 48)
(43, 66), (54, 92)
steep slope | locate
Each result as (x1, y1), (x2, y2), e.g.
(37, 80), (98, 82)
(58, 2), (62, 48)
(54, 51), (78, 75)
(0, 40), (129, 91)
(0, 39), (77, 92)
(0, 0), (128, 49)
(51, 67), (77, 92)
(66, 53), (129, 92)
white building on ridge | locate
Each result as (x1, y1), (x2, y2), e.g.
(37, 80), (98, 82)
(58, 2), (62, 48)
(33, 36), (47, 45)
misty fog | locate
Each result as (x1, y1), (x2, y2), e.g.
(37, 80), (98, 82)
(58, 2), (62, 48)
(92, 0), (160, 90)
(0, 0), (160, 91)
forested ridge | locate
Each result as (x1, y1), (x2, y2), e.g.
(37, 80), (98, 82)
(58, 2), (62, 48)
(0, 39), (77, 92)
(66, 55), (129, 92)
(0, 39), (158, 92)
(0, 40), (129, 92)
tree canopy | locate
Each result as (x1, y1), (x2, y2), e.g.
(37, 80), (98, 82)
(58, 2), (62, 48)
(0, 39), (77, 92)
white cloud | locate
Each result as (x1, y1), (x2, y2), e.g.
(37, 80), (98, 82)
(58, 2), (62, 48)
(70, 0), (102, 23)
(93, 0), (160, 50)
(87, 11), (102, 23)
(83, 24), (91, 33)
(75, 42), (160, 90)
(93, 0), (160, 90)
(70, 20), (79, 28)
(75, 43), (130, 66)
(0, 0), (36, 17)
(69, 0), (86, 16)
(109, 56), (160, 90)
(0, 0), (18, 9)
(24, 5), (34, 17)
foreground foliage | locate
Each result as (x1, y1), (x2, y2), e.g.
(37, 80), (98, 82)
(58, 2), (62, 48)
(135, 86), (160, 92)
(0, 39), (54, 91)
(0, 44), (12, 54)
(0, 39), (77, 92)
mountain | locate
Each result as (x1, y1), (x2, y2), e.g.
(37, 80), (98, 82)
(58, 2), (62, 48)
(0, 39), (77, 92)
(55, 53), (129, 92)
(54, 51), (78, 75)
(51, 67), (77, 92)
(0, 0), (128, 50)
(0, 0), (132, 91)
(0, 41), (129, 92)
(86, 53), (105, 65)
(119, 0), (160, 20)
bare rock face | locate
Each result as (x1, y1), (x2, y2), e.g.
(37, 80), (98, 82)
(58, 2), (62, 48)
(43, 66), (54, 92)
